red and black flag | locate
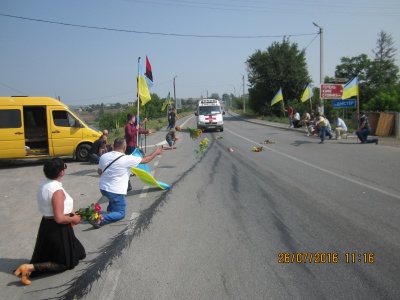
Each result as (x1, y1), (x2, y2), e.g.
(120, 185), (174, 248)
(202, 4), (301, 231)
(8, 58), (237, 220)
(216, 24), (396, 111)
(145, 56), (153, 83)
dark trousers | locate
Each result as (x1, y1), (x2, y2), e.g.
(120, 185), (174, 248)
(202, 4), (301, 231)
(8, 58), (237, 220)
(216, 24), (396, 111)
(125, 146), (136, 155)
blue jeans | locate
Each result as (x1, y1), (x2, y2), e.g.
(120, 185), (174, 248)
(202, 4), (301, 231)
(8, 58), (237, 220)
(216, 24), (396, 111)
(356, 128), (377, 143)
(166, 138), (174, 147)
(100, 190), (126, 225)
(89, 153), (100, 164)
(320, 126), (327, 142)
(289, 116), (293, 127)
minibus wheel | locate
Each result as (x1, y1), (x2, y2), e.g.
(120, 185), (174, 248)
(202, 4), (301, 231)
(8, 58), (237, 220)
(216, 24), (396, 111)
(76, 144), (91, 162)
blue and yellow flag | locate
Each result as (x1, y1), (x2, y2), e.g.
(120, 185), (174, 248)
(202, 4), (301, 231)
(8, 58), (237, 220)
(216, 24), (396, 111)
(130, 148), (170, 190)
(301, 84), (313, 102)
(342, 76), (358, 99)
(161, 92), (171, 111)
(138, 63), (151, 106)
(271, 87), (283, 106)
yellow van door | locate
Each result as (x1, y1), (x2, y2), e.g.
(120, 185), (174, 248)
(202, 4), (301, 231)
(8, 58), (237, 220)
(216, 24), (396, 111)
(48, 108), (83, 156)
(0, 107), (26, 159)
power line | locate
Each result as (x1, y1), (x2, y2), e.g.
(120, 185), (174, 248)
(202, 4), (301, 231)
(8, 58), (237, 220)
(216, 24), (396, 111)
(0, 14), (316, 39)
(0, 81), (27, 95)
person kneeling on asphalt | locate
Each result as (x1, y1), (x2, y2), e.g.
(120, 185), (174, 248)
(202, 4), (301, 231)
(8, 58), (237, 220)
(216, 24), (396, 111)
(163, 126), (181, 150)
(92, 137), (164, 229)
(356, 111), (378, 145)
(89, 135), (108, 164)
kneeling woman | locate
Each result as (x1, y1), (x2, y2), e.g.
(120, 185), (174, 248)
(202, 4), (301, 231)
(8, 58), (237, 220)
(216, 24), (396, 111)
(14, 158), (85, 285)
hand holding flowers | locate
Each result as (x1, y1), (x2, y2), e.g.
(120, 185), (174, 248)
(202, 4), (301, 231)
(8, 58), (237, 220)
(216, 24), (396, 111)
(187, 127), (203, 140)
(75, 203), (102, 222)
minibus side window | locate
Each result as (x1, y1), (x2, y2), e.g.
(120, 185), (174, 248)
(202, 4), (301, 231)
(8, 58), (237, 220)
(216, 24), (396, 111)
(52, 111), (78, 127)
(0, 109), (22, 128)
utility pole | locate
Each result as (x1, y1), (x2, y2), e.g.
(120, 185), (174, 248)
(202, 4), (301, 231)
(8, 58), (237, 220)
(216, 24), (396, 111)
(313, 22), (324, 115)
(173, 76), (177, 109)
(242, 74), (245, 113)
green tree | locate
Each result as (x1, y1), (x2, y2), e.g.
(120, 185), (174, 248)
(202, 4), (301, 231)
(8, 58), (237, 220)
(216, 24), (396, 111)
(246, 37), (311, 116)
(335, 54), (371, 81)
(209, 93), (220, 100)
(335, 54), (370, 108)
(364, 85), (400, 112)
(368, 31), (399, 90)
(334, 31), (400, 111)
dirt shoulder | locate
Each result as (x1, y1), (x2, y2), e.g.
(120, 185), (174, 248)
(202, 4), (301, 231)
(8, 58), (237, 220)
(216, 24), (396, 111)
(374, 136), (400, 148)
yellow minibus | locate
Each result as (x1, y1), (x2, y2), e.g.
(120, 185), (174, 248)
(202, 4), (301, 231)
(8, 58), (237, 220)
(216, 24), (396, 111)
(0, 96), (101, 161)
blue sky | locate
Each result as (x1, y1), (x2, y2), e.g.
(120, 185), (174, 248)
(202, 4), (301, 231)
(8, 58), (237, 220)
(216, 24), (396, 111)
(1, 0), (399, 106)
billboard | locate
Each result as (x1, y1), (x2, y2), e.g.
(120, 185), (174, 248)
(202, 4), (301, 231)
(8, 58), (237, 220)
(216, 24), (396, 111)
(320, 84), (343, 99)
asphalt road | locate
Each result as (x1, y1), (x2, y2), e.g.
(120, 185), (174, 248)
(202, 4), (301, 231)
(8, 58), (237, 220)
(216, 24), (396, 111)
(1, 113), (399, 300)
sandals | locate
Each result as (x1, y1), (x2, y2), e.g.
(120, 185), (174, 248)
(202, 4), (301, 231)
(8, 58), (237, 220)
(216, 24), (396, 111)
(88, 217), (102, 229)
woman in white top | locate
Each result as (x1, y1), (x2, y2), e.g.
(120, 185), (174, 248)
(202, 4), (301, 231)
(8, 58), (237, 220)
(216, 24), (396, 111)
(14, 158), (85, 285)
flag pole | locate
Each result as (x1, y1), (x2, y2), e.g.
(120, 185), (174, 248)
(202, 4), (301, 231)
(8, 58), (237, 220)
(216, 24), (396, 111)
(356, 77), (360, 116)
(137, 57), (141, 150)
(144, 105), (147, 153)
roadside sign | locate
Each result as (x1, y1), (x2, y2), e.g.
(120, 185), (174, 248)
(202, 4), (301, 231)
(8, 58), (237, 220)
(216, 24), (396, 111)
(320, 84), (343, 99)
(332, 99), (356, 108)
(332, 78), (348, 83)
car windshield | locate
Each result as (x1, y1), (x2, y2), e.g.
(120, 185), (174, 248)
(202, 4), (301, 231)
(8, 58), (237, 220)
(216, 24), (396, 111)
(199, 106), (221, 115)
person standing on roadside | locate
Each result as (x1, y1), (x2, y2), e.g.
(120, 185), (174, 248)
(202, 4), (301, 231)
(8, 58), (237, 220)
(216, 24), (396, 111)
(166, 108), (172, 130)
(315, 103), (323, 116)
(169, 108), (179, 129)
(125, 113), (154, 155)
(285, 105), (294, 127)
(134, 112), (148, 148)
(356, 111), (378, 144)
(91, 138), (164, 228)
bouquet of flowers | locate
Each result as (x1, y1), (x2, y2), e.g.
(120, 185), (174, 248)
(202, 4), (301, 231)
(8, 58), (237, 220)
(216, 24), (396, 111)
(195, 138), (210, 157)
(252, 146), (264, 152)
(75, 203), (101, 222)
(187, 127), (203, 140)
(260, 139), (275, 144)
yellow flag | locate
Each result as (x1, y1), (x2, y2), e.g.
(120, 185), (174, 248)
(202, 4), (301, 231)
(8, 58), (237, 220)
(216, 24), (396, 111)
(138, 63), (151, 105)
(301, 84), (313, 102)
(342, 76), (358, 99)
(271, 88), (283, 106)
(161, 92), (171, 111)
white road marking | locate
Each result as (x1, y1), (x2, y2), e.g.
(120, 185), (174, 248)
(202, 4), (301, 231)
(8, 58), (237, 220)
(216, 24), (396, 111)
(154, 161), (159, 166)
(140, 186), (149, 198)
(98, 269), (121, 300)
(226, 128), (400, 200)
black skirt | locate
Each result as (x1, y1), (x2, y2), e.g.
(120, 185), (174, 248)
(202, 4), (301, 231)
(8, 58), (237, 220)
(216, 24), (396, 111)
(30, 218), (86, 270)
